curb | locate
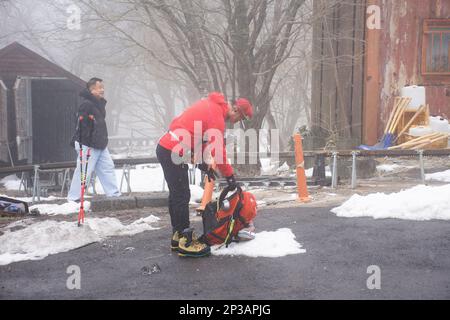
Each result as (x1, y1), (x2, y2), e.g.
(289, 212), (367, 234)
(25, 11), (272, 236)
(90, 193), (168, 212)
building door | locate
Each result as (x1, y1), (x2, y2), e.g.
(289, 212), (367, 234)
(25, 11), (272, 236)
(31, 79), (79, 163)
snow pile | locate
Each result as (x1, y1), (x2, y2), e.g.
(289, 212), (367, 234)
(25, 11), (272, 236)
(331, 184), (450, 220)
(426, 169), (450, 183)
(0, 175), (21, 191)
(94, 164), (166, 193)
(212, 228), (306, 258)
(260, 158), (276, 175)
(277, 162), (290, 173)
(29, 201), (90, 216)
(260, 159), (286, 175)
(260, 159), (296, 176)
(376, 164), (414, 173)
(304, 166), (332, 178)
(0, 195), (62, 203)
(93, 164), (202, 193)
(0, 215), (160, 266)
(189, 184), (205, 204)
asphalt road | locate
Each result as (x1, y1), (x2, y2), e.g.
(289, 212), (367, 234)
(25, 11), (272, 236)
(1, 206), (450, 300)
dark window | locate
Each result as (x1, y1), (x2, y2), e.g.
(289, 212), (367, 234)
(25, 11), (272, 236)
(422, 19), (450, 75)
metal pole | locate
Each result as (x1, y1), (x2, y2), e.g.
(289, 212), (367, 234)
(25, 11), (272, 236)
(351, 151), (358, 189)
(61, 168), (71, 197)
(418, 150), (425, 184)
(331, 152), (338, 189)
(6, 141), (14, 167)
(32, 165), (40, 204)
(19, 172), (26, 193)
(126, 165), (132, 194)
(120, 166), (125, 193)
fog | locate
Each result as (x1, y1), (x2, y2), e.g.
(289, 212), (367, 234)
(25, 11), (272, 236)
(0, 0), (313, 150)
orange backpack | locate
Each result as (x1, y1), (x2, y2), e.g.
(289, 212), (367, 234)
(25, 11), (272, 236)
(201, 186), (257, 246)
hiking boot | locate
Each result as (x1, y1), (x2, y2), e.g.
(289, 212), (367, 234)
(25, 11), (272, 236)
(171, 230), (201, 251)
(171, 231), (182, 251)
(178, 228), (211, 258)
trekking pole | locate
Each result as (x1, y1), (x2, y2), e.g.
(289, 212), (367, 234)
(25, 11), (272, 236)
(78, 115), (95, 227)
(78, 115), (85, 227)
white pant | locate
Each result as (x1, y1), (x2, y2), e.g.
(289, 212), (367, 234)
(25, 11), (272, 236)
(67, 144), (121, 201)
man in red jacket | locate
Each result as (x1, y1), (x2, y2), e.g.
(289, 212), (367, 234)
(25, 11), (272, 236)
(156, 92), (253, 257)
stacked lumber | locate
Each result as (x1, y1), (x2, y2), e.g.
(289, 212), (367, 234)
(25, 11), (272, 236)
(389, 132), (449, 150)
(394, 105), (429, 143)
(384, 97), (412, 136)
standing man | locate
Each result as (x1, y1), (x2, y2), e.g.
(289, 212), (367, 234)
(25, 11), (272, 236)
(67, 78), (121, 202)
(156, 92), (253, 258)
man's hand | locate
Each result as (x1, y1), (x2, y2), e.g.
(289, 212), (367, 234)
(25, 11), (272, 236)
(197, 163), (218, 182)
(225, 175), (237, 190)
(196, 163), (209, 172)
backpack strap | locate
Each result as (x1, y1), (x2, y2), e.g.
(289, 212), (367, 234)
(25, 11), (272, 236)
(224, 200), (243, 247)
(218, 185), (242, 207)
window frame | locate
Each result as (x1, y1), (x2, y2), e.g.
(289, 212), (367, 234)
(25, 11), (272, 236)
(421, 19), (450, 76)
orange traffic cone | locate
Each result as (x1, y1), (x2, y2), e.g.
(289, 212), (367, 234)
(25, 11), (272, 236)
(294, 133), (311, 203)
(196, 160), (217, 214)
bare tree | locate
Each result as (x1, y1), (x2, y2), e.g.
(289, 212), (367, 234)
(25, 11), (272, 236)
(72, 0), (307, 132)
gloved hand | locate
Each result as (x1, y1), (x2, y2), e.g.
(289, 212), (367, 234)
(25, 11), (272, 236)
(225, 175), (237, 190)
(196, 163), (209, 172)
(197, 163), (218, 182)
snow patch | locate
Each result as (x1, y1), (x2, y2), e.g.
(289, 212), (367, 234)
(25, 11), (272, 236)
(189, 184), (205, 204)
(29, 201), (90, 216)
(211, 228), (306, 258)
(0, 195), (62, 203)
(331, 184), (450, 220)
(304, 166), (332, 178)
(0, 175), (21, 191)
(426, 169), (450, 183)
(277, 162), (290, 173)
(0, 215), (160, 266)
(93, 164), (203, 194)
(376, 164), (414, 173)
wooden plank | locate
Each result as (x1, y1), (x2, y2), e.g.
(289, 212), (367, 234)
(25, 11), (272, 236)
(311, 0), (325, 137)
(321, 1), (337, 138)
(351, 0), (366, 144)
(363, 0), (382, 145)
(336, 0), (355, 140)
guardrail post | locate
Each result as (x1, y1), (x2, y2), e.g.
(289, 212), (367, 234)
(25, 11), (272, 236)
(19, 172), (28, 195)
(331, 152), (338, 189)
(60, 168), (71, 197)
(417, 150), (425, 184)
(351, 151), (359, 189)
(120, 164), (132, 194)
(32, 165), (40, 204)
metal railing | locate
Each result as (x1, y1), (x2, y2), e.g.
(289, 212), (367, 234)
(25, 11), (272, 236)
(1, 148), (449, 203)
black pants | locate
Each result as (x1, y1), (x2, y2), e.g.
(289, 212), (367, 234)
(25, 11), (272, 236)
(156, 144), (191, 233)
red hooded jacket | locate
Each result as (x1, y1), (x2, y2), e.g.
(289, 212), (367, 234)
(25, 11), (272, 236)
(158, 92), (234, 177)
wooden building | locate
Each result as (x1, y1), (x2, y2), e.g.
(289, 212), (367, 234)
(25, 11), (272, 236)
(0, 42), (85, 165)
(311, 0), (450, 147)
